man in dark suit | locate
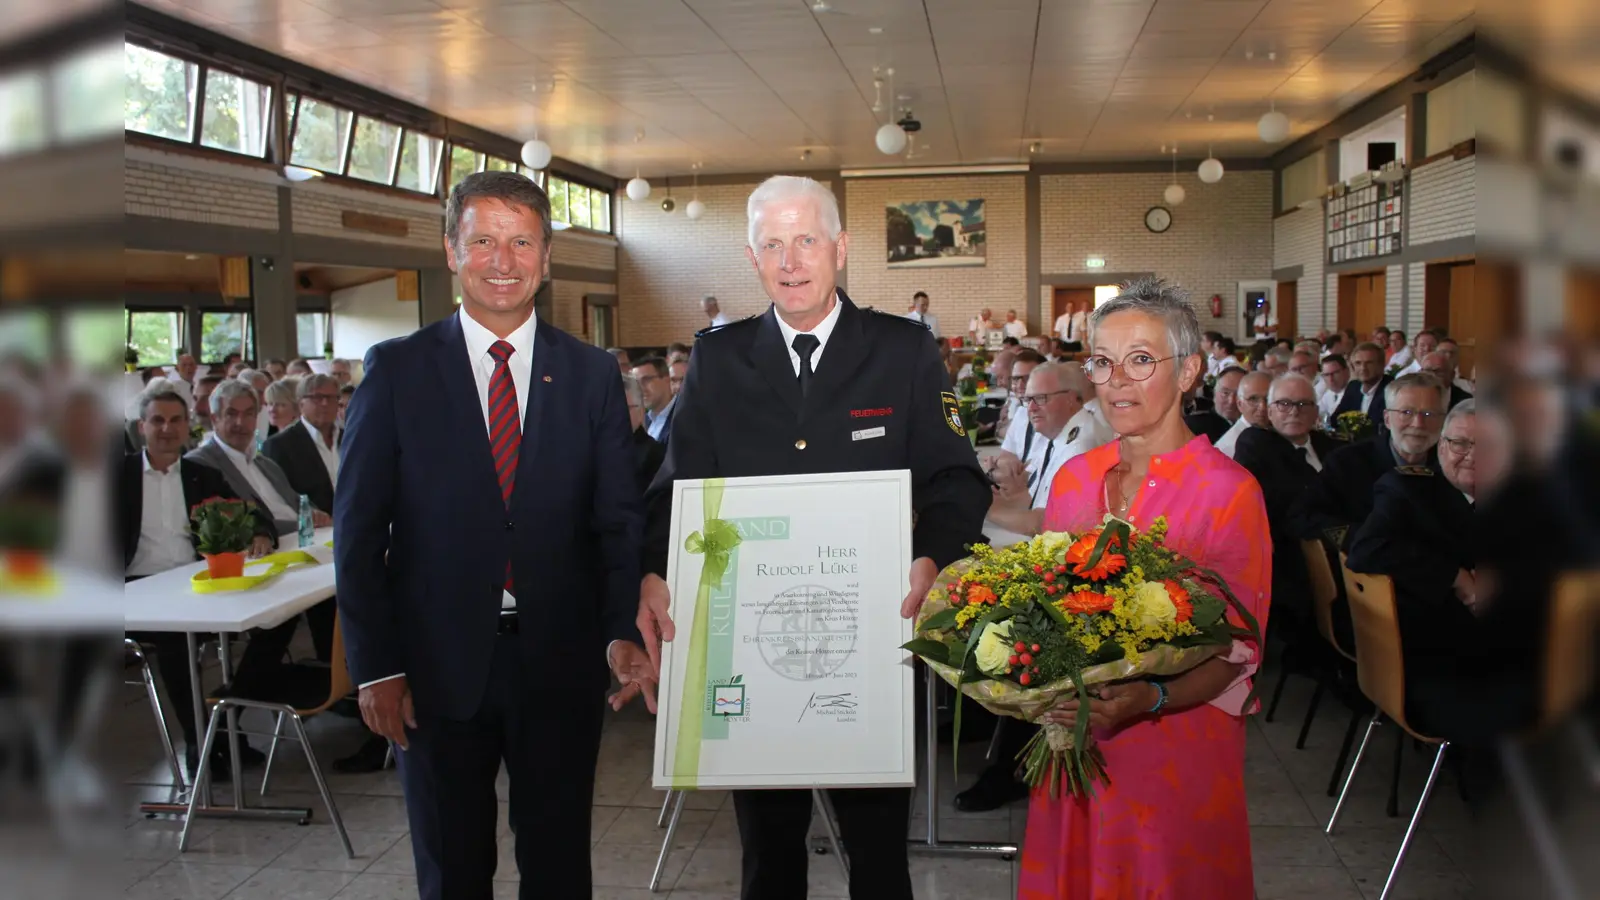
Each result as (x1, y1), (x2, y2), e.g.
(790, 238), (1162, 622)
(187, 378), (314, 537)
(636, 175), (991, 900)
(1186, 367), (1242, 444)
(1292, 372), (1447, 545)
(121, 385), (282, 775)
(623, 373), (666, 493)
(263, 373), (341, 514)
(1331, 341), (1391, 424)
(336, 172), (655, 900)
(631, 356), (675, 446)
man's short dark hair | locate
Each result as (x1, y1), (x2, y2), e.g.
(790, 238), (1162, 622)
(912, 291), (928, 300)
(1001, 336), (1020, 347)
(198, 372), (225, 388)
(1322, 333), (1341, 351)
(266, 358), (286, 368)
(340, 384), (356, 397)
(667, 342), (691, 357)
(631, 356), (669, 378)
(1216, 336), (1236, 355)
(1321, 353), (1348, 371)
(1012, 348), (1046, 366)
(445, 170), (552, 250)
(139, 386), (187, 420)
(1202, 331), (1223, 344)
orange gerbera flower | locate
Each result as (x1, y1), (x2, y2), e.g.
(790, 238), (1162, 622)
(1164, 579), (1193, 622)
(1060, 589), (1115, 615)
(1072, 552), (1126, 582)
(964, 583), (998, 606)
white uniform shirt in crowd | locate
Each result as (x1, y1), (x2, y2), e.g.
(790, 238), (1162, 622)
(775, 293), (843, 377)
(906, 310), (940, 337)
(126, 453), (196, 578)
(1207, 355), (1243, 379)
(1027, 407), (1114, 509)
(1252, 309), (1277, 338)
(970, 317), (996, 342)
(1054, 310), (1087, 344)
(1387, 346), (1413, 371)
(1288, 436), (1324, 472)
(1000, 410), (1034, 460)
(1394, 359), (1421, 377)
(1003, 320), (1028, 340)
(1213, 416), (1252, 459)
(709, 312), (730, 329)
(1317, 387), (1342, 426)
(212, 435), (298, 523)
(299, 415), (341, 489)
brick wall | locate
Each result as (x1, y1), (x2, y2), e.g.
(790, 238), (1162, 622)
(551, 279), (616, 339)
(1273, 206), (1327, 331)
(845, 174), (1028, 332)
(1040, 172), (1274, 340)
(552, 230), (617, 270)
(291, 179), (443, 249)
(125, 155), (279, 231)
(616, 179), (819, 346)
(1409, 154), (1475, 245)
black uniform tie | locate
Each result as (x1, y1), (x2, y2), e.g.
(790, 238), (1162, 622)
(792, 333), (820, 398)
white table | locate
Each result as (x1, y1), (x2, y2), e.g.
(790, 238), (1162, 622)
(126, 529), (336, 822)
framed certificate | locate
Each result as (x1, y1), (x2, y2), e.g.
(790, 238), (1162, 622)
(652, 470), (917, 790)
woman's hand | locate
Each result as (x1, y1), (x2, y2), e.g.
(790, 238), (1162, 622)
(1040, 681), (1159, 731)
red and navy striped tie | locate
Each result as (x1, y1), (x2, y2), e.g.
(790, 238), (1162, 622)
(488, 340), (520, 588)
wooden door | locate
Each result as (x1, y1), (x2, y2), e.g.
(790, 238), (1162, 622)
(1051, 287), (1093, 337)
(1338, 271), (1387, 339)
(1276, 280), (1298, 340)
(1568, 269), (1600, 342)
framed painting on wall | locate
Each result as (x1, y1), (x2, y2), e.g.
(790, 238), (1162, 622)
(886, 199), (986, 268)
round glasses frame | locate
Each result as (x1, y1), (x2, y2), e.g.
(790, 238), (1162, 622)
(1082, 352), (1177, 385)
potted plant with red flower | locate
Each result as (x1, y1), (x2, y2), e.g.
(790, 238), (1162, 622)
(190, 497), (256, 579)
(0, 502), (59, 582)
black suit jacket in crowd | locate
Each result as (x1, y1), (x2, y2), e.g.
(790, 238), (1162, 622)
(643, 292), (991, 579)
(1184, 410), (1232, 445)
(118, 452), (275, 572)
(632, 426), (667, 496)
(1290, 433), (1439, 546)
(1234, 427), (1341, 623)
(1332, 374), (1392, 423)
(263, 420), (338, 514)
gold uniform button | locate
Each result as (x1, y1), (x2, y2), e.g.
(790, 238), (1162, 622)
(795, 439), (807, 450)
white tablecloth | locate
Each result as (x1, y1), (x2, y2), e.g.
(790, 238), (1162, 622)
(124, 529), (336, 634)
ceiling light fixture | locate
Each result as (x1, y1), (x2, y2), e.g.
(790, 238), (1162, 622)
(685, 162), (705, 221)
(1163, 146), (1185, 206)
(1198, 144), (1224, 184)
(1258, 100), (1290, 143)
(626, 129), (651, 201)
(875, 67), (907, 155)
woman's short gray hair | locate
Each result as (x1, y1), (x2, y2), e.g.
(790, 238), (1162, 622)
(746, 175), (841, 249)
(1088, 277), (1202, 360)
(209, 378), (260, 417)
(620, 373), (644, 409)
(264, 378), (299, 407)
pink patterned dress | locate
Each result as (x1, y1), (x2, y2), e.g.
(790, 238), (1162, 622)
(1017, 434), (1272, 900)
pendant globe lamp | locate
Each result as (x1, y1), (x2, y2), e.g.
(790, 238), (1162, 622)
(1163, 147), (1185, 206)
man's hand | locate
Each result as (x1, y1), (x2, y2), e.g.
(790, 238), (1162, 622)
(608, 641), (659, 713)
(900, 556), (940, 620)
(1453, 568), (1480, 613)
(248, 535), (275, 558)
(359, 677), (416, 750)
(638, 574), (675, 677)
(311, 510), (332, 528)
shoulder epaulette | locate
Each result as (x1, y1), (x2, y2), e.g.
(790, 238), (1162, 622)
(694, 314), (758, 339)
(1394, 465), (1434, 476)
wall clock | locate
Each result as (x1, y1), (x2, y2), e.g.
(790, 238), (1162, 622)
(1145, 206), (1172, 233)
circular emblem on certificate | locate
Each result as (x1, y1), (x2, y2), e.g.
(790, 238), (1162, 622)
(756, 585), (859, 681)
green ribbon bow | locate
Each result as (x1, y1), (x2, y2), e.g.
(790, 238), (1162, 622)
(672, 479), (742, 787)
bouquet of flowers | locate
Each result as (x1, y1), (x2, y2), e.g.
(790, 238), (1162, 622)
(903, 516), (1260, 799)
(1331, 410), (1375, 442)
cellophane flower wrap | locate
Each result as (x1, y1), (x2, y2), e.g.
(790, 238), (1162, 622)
(904, 515), (1261, 800)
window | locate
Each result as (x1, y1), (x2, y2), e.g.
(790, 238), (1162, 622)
(484, 155), (516, 173)
(396, 130), (442, 194)
(548, 176), (568, 223)
(348, 116), (401, 184)
(568, 181), (592, 229)
(545, 175), (612, 233)
(519, 166), (545, 187)
(591, 187), (610, 232)
(126, 310), (185, 367)
(447, 145), (480, 191)
(56, 41), (124, 142)
(200, 311), (251, 363)
(68, 308), (127, 370)
(124, 42), (199, 142)
(0, 310), (50, 364)
(0, 70), (48, 157)
(290, 95), (353, 173)
(200, 68), (272, 157)
(296, 312), (329, 360)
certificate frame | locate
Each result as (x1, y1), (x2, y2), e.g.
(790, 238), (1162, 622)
(651, 469), (917, 790)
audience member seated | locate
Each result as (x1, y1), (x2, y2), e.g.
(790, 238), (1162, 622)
(1384, 328), (1412, 370)
(1292, 371), (1446, 544)
(986, 362), (1113, 538)
(1185, 367), (1242, 444)
(1316, 353), (1350, 426)
(264, 358), (287, 381)
(122, 386), (286, 777)
(329, 357), (355, 386)
(192, 373), (223, 444)
(1419, 351), (1472, 410)
(1001, 310), (1027, 340)
(994, 349), (1044, 444)
(1214, 371), (1272, 458)
(623, 374), (666, 493)
(1206, 336), (1241, 379)
(631, 356), (676, 445)
(608, 347), (631, 373)
(191, 379), (325, 537)
(264, 373), (341, 515)
(286, 358), (313, 377)
(1259, 347), (1291, 377)
(1332, 341), (1392, 423)
(262, 378), (299, 439)
(1435, 337), (1474, 395)
(1392, 329), (1439, 377)
(668, 357), (689, 397)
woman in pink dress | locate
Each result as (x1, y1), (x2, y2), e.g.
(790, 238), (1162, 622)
(1017, 278), (1272, 900)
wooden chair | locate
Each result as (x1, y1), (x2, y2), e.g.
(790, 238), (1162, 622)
(1302, 541), (1373, 797)
(1327, 566), (1449, 900)
(179, 615), (355, 859)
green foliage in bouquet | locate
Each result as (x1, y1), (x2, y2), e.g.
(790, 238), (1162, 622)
(0, 503), (60, 551)
(1332, 410), (1376, 442)
(189, 497), (256, 555)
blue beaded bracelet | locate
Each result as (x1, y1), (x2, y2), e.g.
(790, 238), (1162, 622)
(1147, 680), (1169, 714)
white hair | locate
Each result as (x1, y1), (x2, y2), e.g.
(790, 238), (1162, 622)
(1267, 372), (1317, 403)
(1442, 398), (1475, 433)
(1027, 361), (1090, 401)
(746, 175), (842, 249)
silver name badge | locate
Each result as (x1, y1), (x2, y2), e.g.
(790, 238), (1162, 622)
(851, 426), (886, 442)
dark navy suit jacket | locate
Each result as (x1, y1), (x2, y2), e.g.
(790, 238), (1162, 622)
(334, 311), (643, 721)
(1332, 374), (1391, 422)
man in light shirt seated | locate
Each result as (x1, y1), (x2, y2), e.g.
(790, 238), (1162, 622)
(1317, 354), (1351, 425)
(984, 363), (1113, 537)
(994, 349), (1044, 444)
(1214, 371), (1273, 458)
(1001, 309), (1028, 340)
(1392, 329), (1439, 376)
(1206, 336), (1242, 379)
(1435, 337), (1474, 395)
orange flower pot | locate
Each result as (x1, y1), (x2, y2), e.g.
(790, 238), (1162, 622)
(4, 549), (46, 579)
(203, 551), (246, 579)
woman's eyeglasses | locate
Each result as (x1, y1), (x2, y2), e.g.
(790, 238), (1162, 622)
(1082, 352), (1176, 385)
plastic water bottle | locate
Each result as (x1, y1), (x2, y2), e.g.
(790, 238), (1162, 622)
(298, 494), (315, 548)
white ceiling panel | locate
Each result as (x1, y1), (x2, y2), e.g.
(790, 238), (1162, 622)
(136, 0), (1474, 176)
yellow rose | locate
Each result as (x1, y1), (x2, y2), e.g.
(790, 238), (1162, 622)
(973, 620), (1015, 676)
(1131, 581), (1177, 628)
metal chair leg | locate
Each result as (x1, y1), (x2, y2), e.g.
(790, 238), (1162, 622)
(179, 702), (226, 851)
(1387, 725), (1404, 818)
(126, 640), (183, 788)
(813, 788), (850, 882)
(1327, 710), (1382, 834)
(656, 789), (675, 828)
(259, 712), (285, 798)
(1265, 664), (1292, 722)
(1378, 743), (1449, 900)
(383, 743), (395, 770)
(1295, 676), (1326, 750)
(288, 711), (354, 857)
(1328, 706), (1364, 797)
(650, 790), (688, 892)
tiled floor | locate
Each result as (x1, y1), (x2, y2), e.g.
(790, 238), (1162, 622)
(117, 660), (1493, 899)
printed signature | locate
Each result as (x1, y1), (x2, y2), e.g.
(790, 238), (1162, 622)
(797, 692), (859, 722)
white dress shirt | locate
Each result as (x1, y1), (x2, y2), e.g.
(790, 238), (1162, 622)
(906, 310), (940, 337)
(1359, 381), (1381, 415)
(1213, 417), (1252, 459)
(969, 317), (996, 340)
(1053, 310), (1088, 343)
(299, 415), (341, 489)
(1003, 320), (1027, 340)
(709, 312), (730, 329)
(1387, 346), (1413, 371)
(774, 293), (844, 377)
(1027, 407), (1115, 509)
(1289, 436), (1324, 472)
(1317, 387), (1343, 426)
(1000, 412), (1033, 459)
(212, 436), (298, 523)
(126, 453), (196, 578)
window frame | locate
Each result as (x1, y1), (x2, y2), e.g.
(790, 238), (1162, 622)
(198, 309), (254, 365)
(125, 307), (188, 368)
(125, 39), (278, 162)
(545, 172), (614, 235)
